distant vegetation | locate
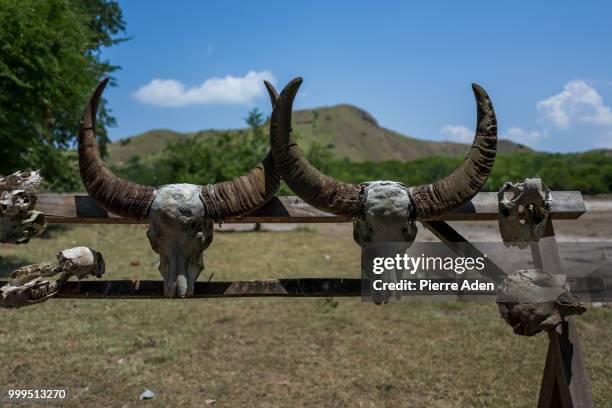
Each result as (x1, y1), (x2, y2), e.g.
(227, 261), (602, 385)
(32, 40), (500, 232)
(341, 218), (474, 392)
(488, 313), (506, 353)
(112, 109), (335, 194)
(113, 112), (612, 195)
(120, 108), (271, 187)
(107, 104), (532, 167)
(321, 150), (612, 195)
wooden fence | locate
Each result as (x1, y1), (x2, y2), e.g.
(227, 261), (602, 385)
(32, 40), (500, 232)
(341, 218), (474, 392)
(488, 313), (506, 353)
(3, 191), (595, 407)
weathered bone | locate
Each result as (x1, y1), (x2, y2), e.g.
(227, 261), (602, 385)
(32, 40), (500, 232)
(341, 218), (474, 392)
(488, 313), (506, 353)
(147, 184), (213, 297)
(0, 278), (60, 309)
(353, 181), (417, 245)
(0, 170), (42, 195)
(354, 181), (418, 304)
(0, 247), (105, 308)
(0, 190), (31, 216)
(77, 79), (280, 297)
(496, 269), (586, 336)
(57, 246), (105, 280)
(0, 210), (46, 244)
(269, 79), (498, 304)
(9, 262), (57, 286)
(0, 170), (46, 243)
(498, 177), (551, 248)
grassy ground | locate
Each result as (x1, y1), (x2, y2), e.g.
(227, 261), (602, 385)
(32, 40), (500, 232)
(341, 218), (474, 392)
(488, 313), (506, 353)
(1, 224), (611, 407)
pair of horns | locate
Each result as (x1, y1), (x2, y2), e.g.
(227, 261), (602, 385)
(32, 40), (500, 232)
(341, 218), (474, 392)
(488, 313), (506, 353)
(267, 78), (498, 218)
(78, 78), (280, 220)
(79, 77), (497, 220)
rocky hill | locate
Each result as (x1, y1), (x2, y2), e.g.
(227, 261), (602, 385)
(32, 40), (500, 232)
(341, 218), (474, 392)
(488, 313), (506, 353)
(108, 104), (531, 166)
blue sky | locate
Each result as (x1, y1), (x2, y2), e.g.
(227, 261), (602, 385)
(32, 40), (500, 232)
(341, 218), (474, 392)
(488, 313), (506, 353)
(101, 1), (612, 152)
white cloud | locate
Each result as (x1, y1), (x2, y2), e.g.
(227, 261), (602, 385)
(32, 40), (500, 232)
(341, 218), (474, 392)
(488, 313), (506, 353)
(440, 125), (473, 142)
(441, 124), (547, 147)
(134, 70), (276, 107)
(502, 127), (548, 145)
(442, 80), (612, 151)
(537, 80), (612, 129)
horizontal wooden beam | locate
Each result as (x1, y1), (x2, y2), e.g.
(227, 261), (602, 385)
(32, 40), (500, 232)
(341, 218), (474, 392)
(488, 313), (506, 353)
(34, 191), (585, 224)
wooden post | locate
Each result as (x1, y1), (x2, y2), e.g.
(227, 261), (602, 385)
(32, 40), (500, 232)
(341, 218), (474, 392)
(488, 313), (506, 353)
(421, 220), (506, 282)
(533, 220), (594, 408)
(538, 319), (594, 408)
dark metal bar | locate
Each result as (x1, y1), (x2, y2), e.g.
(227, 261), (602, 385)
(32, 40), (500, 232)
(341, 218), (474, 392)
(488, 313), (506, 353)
(0, 276), (599, 299)
(0, 279), (363, 299)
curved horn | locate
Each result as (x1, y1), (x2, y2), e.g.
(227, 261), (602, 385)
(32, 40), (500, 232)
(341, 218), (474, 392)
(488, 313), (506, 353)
(78, 78), (156, 219)
(263, 80), (278, 107)
(269, 78), (364, 216)
(410, 83), (497, 218)
(199, 82), (281, 219)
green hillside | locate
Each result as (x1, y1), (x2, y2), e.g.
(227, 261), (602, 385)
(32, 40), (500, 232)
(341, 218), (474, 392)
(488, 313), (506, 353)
(107, 104), (531, 165)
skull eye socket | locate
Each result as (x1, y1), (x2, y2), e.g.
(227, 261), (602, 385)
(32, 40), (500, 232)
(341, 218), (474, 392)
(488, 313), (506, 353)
(190, 222), (203, 234)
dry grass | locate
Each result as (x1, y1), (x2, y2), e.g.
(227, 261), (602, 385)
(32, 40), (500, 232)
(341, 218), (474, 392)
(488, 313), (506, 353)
(1, 224), (611, 407)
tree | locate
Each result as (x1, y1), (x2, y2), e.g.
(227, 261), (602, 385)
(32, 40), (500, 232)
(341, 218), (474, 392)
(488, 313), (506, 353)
(244, 108), (266, 231)
(158, 108), (270, 187)
(0, 0), (126, 190)
(244, 107), (265, 131)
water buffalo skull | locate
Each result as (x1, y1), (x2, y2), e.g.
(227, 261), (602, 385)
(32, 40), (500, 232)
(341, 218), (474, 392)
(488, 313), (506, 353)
(269, 77), (497, 244)
(146, 184), (213, 297)
(268, 78), (497, 302)
(78, 79), (280, 297)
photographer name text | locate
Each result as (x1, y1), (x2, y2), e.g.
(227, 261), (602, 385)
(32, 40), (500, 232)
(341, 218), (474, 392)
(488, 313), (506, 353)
(372, 279), (495, 292)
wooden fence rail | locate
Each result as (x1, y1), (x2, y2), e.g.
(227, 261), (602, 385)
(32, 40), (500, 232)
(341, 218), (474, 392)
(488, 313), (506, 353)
(35, 191), (586, 224)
